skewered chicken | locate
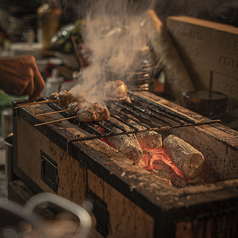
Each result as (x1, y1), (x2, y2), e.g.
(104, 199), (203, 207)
(77, 104), (110, 122)
(95, 107), (110, 122)
(59, 90), (79, 107)
(105, 80), (131, 103)
(67, 102), (110, 122)
(77, 106), (97, 122)
(68, 102), (81, 114)
(48, 92), (59, 100)
(48, 90), (85, 108)
(48, 90), (110, 122)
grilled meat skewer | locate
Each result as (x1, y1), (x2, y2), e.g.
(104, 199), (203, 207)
(49, 90), (86, 108)
(48, 92), (111, 122)
(105, 80), (131, 103)
(65, 102), (110, 122)
(59, 90), (79, 107)
(48, 92), (59, 100)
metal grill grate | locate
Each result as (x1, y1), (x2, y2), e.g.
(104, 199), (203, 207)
(47, 91), (220, 141)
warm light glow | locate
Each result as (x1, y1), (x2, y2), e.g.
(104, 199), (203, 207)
(137, 138), (186, 179)
(99, 126), (187, 185)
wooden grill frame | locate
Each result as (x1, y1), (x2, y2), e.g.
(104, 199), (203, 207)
(12, 91), (238, 238)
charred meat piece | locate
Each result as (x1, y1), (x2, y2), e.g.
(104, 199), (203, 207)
(105, 95), (131, 103)
(77, 107), (97, 122)
(77, 104), (110, 122)
(105, 80), (130, 102)
(68, 102), (81, 115)
(95, 107), (110, 122)
(58, 90), (80, 107)
(48, 92), (59, 100)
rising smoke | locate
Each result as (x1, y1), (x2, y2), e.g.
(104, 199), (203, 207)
(60, 0), (238, 105)
(67, 0), (156, 105)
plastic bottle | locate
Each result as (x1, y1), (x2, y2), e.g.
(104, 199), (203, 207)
(43, 69), (64, 97)
(37, 0), (62, 54)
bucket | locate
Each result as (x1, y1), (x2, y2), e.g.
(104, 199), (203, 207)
(184, 90), (228, 118)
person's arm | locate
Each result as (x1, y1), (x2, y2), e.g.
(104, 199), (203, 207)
(0, 55), (45, 101)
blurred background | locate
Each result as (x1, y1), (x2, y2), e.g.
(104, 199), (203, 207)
(0, 0), (237, 236)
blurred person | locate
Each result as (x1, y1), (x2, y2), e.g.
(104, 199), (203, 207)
(0, 55), (45, 101)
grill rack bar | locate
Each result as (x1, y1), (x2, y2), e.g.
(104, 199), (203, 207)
(107, 105), (150, 129)
(112, 102), (163, 128)
(129, 92), (195, 124)
(46, 92), (220, 142)
(68, 120), (221, 142)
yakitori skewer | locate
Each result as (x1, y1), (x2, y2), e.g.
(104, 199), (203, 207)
(34, 115), (77, 127)
(36, 109), (69, 117)
(15, 99), (59, 109)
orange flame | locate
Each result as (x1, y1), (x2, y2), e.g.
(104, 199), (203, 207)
(98, 126), (187, 185)
(137, 138), (185, 179)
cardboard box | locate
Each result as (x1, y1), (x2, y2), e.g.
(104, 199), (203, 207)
(166, 16), (238, 106)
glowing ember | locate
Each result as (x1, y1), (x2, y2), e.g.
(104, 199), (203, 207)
(98, 125), (187, 186)
(137, 138), (186, 180)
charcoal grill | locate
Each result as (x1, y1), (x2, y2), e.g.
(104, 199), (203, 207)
(12, 91), (238, 238)
(35, 91), (219, 142)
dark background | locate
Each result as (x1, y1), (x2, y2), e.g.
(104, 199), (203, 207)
(58, 0), (238, 27)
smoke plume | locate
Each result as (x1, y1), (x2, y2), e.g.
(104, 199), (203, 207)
(68, 0), (156, 104)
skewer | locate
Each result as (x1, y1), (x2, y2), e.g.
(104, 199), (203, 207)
(36, 109), (69, 117)
(15, 99), (60, 109)
(34, 116), (77, 127)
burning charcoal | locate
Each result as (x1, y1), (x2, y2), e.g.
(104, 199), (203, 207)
(186, 175), (203, 185)
(170, 173), (188, 188)
(138, 150), (152, 169)
(163, 135), (205, 179)
(151, 165), (172, 185)
(152, 159), (171, 180)
(152, 159), (188, 187)
(136, 130), (162, 149)
(152, 169), (171, 180)
(144, 10), (195, 105)
(125, 118), (162, 149)
(104, 117), (143, 162)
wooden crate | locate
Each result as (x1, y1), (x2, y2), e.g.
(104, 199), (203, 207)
(166, 16), (238, 107)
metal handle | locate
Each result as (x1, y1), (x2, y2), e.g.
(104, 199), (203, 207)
(24, 193), (92, 238)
